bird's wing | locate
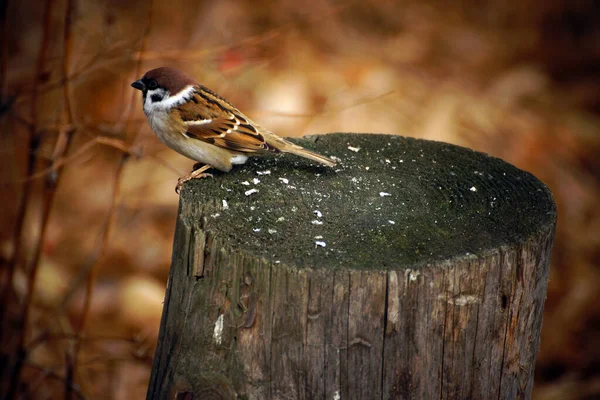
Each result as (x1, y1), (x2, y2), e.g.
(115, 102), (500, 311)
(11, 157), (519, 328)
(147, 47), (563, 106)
(175, 85), (278, 153)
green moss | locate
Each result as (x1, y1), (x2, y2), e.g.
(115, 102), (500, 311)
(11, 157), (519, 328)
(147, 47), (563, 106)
(182, 133), (556, 270)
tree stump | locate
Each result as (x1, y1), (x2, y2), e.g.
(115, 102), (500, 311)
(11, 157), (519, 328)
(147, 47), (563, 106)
(147, 133), (556, 400)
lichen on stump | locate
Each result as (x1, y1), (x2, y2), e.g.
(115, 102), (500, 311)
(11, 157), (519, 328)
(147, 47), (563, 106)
(147, 133), (556, 400)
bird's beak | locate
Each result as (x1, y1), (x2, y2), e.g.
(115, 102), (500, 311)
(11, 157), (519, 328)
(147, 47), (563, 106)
(131, 80), (145, 91)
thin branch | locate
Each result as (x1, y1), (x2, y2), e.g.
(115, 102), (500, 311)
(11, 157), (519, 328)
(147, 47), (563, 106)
(7, 125), (75, 400)
(69, 2), (155, 398)
(62, 0), (74, 125)
(10, 48), (134, 104)
(258, 90), (397, 118)
(2, 109), (147, 136)
(28, 332), (142, 351)
(131, 29), (281, 61)
(130, 3), (349, 62)
(0, 0), (9, 104)
(25, 362), (86, 400)
(4, 0), (57, 398)
(58, 2), (77, 399)
(9, 135), (184, 185)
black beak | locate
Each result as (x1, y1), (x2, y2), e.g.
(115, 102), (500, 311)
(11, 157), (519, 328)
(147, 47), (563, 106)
(131, 80), (145, 91)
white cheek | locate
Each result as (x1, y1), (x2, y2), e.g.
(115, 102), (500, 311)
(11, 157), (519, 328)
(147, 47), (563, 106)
(144, 89), (167, 114)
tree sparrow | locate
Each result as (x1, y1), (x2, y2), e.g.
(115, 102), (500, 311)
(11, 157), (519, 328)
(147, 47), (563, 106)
(131, 67), (335, 193)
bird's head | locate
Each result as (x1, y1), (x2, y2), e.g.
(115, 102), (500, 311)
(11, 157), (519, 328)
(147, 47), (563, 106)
(131, 67), (197, 114)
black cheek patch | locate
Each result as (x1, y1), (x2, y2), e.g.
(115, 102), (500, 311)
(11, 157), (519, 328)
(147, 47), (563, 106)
(151, 93), (164, 103)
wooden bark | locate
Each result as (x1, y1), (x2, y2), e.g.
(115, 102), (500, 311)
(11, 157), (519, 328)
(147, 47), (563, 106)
(147, 133), (556, 400)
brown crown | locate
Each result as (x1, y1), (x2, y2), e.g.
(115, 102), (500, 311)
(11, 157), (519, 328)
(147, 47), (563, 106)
(142, 67), (198, 94)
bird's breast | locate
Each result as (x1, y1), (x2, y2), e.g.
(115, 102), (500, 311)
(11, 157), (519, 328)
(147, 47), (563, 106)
(148, 112), (177, 142)
(146, 111), (236, 171)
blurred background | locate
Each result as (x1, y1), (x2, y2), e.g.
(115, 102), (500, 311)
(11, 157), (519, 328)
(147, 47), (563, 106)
(1, 0), (599, 398)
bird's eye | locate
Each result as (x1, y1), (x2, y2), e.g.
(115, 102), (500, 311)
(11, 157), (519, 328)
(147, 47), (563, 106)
(147, 79), (158, 89)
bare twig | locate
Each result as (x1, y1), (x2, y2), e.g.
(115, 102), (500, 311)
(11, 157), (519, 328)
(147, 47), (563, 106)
(69, 1), (155, 398)
(9, 135), (184, 185)
(0, 0), (9, 105)
(62, 0), (74, 125)
(132, 29), (281, 61)
(4, 0), (57, 398)
(7, 124), (75, 400)
(130, 3), (349, 61)
(26, 362), (86, 400)
(28, 332), (142, 351)
(10, 52), (131, 105)
(258, 90), (397, 118)
(57, 2), (77, 399)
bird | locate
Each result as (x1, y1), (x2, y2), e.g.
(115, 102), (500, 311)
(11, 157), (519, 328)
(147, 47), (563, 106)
(131, 67), (336, 193)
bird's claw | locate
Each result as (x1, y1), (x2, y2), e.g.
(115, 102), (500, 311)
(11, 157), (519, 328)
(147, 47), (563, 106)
(175, 173), (213, 194)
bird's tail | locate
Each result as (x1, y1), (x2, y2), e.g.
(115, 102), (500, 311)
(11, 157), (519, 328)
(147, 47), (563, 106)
(282, 142), (336, 167)
(256, 122), (336, 167)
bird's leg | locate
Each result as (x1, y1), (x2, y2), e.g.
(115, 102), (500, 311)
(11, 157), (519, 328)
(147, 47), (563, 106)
(176, 164), (213, 194)
(192, 162), (206, 171)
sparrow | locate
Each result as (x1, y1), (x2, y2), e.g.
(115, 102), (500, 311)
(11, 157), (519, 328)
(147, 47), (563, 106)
(131, 67), (336, 193)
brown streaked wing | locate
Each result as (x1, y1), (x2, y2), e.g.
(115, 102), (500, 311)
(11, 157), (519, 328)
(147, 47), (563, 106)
(176, 86), (276, 153)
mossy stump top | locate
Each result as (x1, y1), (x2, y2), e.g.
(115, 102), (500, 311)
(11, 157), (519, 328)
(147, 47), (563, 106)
(148, 133), (556, 400)
(182, 133), (555, 269)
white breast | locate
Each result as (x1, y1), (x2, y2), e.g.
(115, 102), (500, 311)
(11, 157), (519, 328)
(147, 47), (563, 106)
(146, 110), (239, 171)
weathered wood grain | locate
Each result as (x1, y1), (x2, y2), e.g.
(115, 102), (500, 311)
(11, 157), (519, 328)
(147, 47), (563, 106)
(147, 133), (556, 400)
